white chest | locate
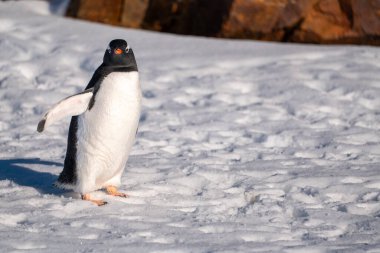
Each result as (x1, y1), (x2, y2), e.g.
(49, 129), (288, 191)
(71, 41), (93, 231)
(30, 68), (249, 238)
(85, 71), (141, 138)
(98, 72), (139, 109)
(75, 71), (141, 193)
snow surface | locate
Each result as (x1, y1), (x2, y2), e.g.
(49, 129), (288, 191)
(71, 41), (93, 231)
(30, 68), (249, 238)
(1, 1), (380, 252)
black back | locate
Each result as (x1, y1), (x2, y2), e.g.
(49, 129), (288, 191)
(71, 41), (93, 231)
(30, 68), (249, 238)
(57, 39), (138, 187)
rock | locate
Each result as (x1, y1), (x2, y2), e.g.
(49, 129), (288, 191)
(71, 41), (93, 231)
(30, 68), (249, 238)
(221, 0), (290, 40)
(66, 0), (123, 26)
(120, 0), (149, 28)
(220, 0), (380, 44)
(351, 0), (380, 36)
(142, 0), (233, 36)
(291, 0), (358, 43)
(65, 0), (380, 45)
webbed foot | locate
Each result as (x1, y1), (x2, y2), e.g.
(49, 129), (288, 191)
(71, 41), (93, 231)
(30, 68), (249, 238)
(105, 186), (128, 198)
(81, 193), (108, 206)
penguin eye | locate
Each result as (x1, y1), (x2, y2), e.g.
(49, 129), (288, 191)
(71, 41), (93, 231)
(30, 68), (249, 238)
(125, 45), (130, 53)
(107, 46), (111, 54)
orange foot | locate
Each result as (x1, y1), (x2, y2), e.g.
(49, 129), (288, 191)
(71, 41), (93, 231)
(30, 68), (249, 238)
(105, 186), (128, 198)
(81, 193), (108, 206)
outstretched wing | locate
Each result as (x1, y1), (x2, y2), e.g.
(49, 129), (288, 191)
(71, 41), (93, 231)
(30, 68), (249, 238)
(37, 88), (94, 132)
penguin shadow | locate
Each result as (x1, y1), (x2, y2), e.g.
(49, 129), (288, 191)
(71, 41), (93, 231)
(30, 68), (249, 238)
(0, 158), (70, 196)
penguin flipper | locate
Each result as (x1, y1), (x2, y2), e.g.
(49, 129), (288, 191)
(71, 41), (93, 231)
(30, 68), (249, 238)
(37, 88), (94, 132)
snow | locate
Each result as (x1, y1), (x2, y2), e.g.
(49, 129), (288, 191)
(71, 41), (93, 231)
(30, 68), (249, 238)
(1, 1), (380, 252)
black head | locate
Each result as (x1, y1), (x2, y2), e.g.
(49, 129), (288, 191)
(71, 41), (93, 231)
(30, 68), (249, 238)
(103, 39), (137, 69)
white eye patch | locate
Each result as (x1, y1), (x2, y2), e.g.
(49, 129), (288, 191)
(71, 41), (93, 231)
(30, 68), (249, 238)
(125, 45), (130, 53)
(107, 45), (111, 53)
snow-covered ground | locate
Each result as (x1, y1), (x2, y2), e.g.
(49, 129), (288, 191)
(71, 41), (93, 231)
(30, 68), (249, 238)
(1, 1), (380, 252)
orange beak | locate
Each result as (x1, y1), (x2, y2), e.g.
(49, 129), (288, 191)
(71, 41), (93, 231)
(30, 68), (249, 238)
(114, 48), (123, 55)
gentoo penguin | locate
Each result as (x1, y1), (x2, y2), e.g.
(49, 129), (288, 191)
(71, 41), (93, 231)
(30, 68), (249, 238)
(37, 39), (141, 206)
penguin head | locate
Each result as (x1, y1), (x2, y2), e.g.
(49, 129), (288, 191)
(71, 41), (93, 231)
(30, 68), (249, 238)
(103, 39), (137, 68)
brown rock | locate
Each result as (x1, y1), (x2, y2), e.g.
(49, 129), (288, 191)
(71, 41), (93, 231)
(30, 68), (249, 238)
(351, 0), (380, 36)
(292, 0), (358, 43)
(219, 0), (315, 41)
(221, 0), (289, 40)
(220, 0), (380, 44)
(291, 0), (380, 44)
(120, 0), (149, 28)
(65, 0), (380, 45)
(66, 0), (123, 26)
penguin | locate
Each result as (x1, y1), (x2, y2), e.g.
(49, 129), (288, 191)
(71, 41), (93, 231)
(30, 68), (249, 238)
(37, 39), (141, 206)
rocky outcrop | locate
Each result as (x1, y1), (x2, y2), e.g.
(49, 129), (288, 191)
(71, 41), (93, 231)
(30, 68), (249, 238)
(66, 0), (149, 28)
(66, 0), (380, 45)
(290, 0), (355, 43)
(221, 0), (380, 44)
(66, 0), (123, 26)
